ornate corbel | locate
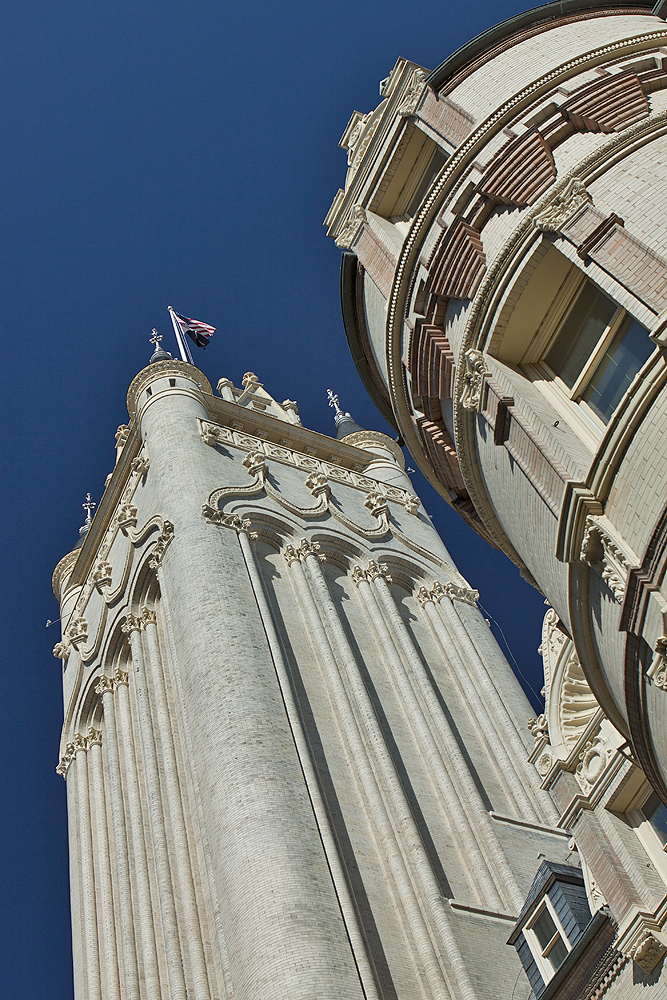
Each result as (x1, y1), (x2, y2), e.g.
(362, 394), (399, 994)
(65, 616), (88, 648)
(92, 560), (112, 592)
(305, 472), (331, 499)
(148, 521), (174, 569)
(95, 674), (116, 696)
(121, 613), (144, 635)
(117, 502), (138, 533)
(364, 492), (388, 518)
(460, 349), (490, 412)
(131, 453), (150, 478)
(402, 495), (420, 515)
(580, 518), (630, 602)
(335, 205), (367, 250)
(647, 636), (667, 690)
(243, 450), (267, 478)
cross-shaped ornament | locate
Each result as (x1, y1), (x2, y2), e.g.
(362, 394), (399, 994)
(149, 329), (162, 347)
(82, 493), (96, 527)
(327, 389), (343, 416)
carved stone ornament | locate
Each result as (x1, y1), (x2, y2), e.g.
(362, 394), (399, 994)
(560, 650), (600, 749)
(73, 732), (89, 755)
(575, 734), (613, 793)
(403, 495), (420, 514)
(56, 743), (76, 777)
(242, 372), (260, 388)
(528, 714), (550, 744)
(140, 606), (157, 627)
(628, 930), (667, 975)
(114, 668), (129, 687)
(397, 68), (426, 117)
(335, 205), (368, 250)
(284, 538), (325, 566)
(87, 727), (102, 747)
(201, 423), (221, 446)
(242, 450), (266, 476)
(117, 502), (138, 532)
(443, 582), (479, 605)
(460, 349), (490, 412)
(305, 472), (331, 499)
(364, 491), (388, 518)
(580, 518), (629, 602)
(367, 560), (391, 583)
(536, 748), (553, 777)
(533, 177), (593, 233)
(201, 505), (254, 536)
(415, 585), (433, 608)
(148, 520), (174, 569)
(92, 560), (112, 590)
(65, 616), (88, 648)
(115, 424), (130, 448)
(53, 641), (71, 661)
(95, 674), (115, 696)
(647, 636), (667, 690)
(121, 613), (143, 635)
(131, 453), (150, 478)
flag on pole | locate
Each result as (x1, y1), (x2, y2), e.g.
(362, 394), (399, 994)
(170, 309), (215, 349)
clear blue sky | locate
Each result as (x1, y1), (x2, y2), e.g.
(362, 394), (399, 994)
(0, 1), (545, 994)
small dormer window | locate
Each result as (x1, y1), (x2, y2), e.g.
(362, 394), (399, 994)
(525, 898), (571, 981)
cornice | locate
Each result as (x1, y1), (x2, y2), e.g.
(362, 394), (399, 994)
(52, 550), (79, 601)
(339, 429), (406, 468)
(126, 359), (213, 415)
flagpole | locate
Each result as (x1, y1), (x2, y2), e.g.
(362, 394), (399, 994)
(167, 306), (195, 365)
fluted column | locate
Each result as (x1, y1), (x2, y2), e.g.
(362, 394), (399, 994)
(433, 586), (559, 825)
(61, 747), (85, 1000)
(417, 586), (541, 823)
(114, 668), (162, 1000)
(352, 562), (504, 911)
(73, 732), (102, 1000)
(95, 675), (140, 1000)
(363, 563), (524, 913)
(289, 540), (476, 1000)
(87, 727), (122, 1000)
(140, 606), (211, 1000)
(122, 613), (188, 1000)
(237, 530), (380, 1000)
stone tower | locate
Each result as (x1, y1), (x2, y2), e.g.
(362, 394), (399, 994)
(52, 354), (570, 1000)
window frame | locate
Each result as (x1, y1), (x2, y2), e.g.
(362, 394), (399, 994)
(524, 895), (573, 984)
(627, 784), (667, 885)
(521, 271), (653, 450)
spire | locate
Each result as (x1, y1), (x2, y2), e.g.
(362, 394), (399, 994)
(79, 493), (96, 536)
(327, 389), (365, 439)
(149, 329), (172, 364)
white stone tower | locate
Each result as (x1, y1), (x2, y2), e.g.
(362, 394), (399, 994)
(52, 353), (570, 1000)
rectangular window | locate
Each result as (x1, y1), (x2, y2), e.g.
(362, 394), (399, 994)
(540, 281), (652, 427)
(525, 898), (572, 983)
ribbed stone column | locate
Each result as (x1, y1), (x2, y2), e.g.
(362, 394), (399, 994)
(418, 587), (541, 823)
(433, 587), (559, 826)
(238, 530), (380, 1000)
(87, 727), (122, 1000)
(72, 732), (102, 1000)
(293, 541), (477, 1000)
(122, 614), (187, 1000)
(140, 606), (211, 1000)
(284, 543), (455, 1000)
(60, 743), (85, 1000)
(114, 668), (162, 1000)
(365, 563), (524, 913)
(352, 561), (504, 911)
(95, 675), (140, 1000)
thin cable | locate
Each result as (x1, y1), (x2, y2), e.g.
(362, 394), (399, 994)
(478, 601), (543, 705)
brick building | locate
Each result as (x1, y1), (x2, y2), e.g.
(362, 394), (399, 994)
(51, 350), (568, 999)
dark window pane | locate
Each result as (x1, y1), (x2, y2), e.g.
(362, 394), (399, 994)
(546, 935), (568, 972)
(581, 316), (652, 423)
(532, 907), (558, 951)
(642, 791), (667, 847)
(545, 283), (616, 389)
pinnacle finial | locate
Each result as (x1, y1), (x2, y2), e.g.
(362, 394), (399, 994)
(79, 493), (96, 537)
(149, 327), (172, 363)
(149, 329), (162, 347)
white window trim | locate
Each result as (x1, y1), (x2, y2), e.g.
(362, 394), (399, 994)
(524, 895), (573, 985)
(627, 785), (667, 886)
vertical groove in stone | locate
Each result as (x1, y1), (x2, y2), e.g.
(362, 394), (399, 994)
(287, 553), (453, 1000)
(239, 531), (374, 1000)
(371, 572), (523, 913)
(302, 551), (477, 1000)
(74, 745), (102, 1000)
(99, 684), (141, 1000)
(424, 598), (540, 823)
(115, 674), (162, 1000)
(436, 597), (559, 825)
(65, 766), (85, 1000)
(126, 625), (188, 1000)
(142, 612), (212, 1000)
(88, 734), (122, 1000)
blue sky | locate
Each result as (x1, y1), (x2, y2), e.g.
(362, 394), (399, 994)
(0, 0), (545, 994)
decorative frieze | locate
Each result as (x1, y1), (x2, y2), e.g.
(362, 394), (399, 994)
(197, 418), (419, 512)
(533, 177), (592, 233)
(148, 521), (174, 569)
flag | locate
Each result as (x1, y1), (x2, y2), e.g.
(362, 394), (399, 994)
(172, 310), (215, 349)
